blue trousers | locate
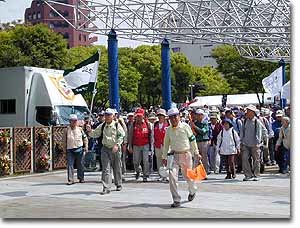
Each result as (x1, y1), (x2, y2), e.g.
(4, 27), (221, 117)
(281, 147), (290, 172)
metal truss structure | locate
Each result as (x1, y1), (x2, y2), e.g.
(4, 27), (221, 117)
(43, 0), (290, 61)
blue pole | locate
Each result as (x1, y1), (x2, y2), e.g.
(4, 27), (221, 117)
(279, 59), (286, 109)
(107, 29), (120, 112)
(161, 39), (172, 111)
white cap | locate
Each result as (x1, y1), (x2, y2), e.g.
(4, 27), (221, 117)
(246, 104), (258, 113)
(276, 110), (284, 117)
(105, 108), (115, 115)
(69, 114), (78, 120)
(196, 108), (205, 115)
(167, 107), (179, 116)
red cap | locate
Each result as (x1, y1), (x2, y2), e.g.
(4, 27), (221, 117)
(135, 108), (145, 116)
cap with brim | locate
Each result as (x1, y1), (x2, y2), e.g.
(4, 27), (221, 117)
(135, 108), (145, 116)
(276, 110), (284, 117)
(210, 114), (218, 119)
(223, 118), (233, 127)
(167, 108), (179, 116)
(156, 108), (167, 117)
(196, 109), (205, 115)
(246, 104), (258, 113)
(105, 108), (114, 115)
(69, 114), (78, 120)
(127, 112), (134, 117)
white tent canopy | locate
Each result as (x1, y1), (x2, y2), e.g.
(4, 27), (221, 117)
(189, 93), (274, 108)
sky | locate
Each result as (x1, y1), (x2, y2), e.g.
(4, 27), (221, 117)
(0, 0), (148, 47)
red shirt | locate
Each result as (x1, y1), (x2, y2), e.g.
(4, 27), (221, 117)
(133, 121), (150, 146)
(154, 122), (169, 149)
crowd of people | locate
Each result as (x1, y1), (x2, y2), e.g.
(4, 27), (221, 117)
(63, 103), (291, 207)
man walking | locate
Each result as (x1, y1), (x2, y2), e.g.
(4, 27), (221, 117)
(86, 108), (125, 194)
(162, 108), (201, 208)
(240, 105), (267, 181)
(191, 109), (210, 173)
(208, 113), (223, 174)
(128, 108), (154, 182)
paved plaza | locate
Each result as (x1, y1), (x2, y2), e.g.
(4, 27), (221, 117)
(0, 168), (290, 219)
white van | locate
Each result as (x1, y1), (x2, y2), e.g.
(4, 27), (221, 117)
(0, 66), (89, 127)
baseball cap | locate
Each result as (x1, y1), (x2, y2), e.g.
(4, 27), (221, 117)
(69, 114), (78, 120)
(196, 109), (205, 115)
(276, 110), (284, 117)
(105, 108), (115, 115)
(167, 108), (179, 116)
(135, 108), (145, 116)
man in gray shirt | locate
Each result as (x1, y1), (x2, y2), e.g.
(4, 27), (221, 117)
(240, 105), (268, 181)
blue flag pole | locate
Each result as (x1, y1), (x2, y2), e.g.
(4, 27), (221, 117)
(161, 38), (172, 111)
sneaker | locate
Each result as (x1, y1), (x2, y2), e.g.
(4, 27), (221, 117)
(143, 177), (148, 182)
(232, 173), (236, 179)
(135, 172), (140, 180)
(243, 177), (253, 181)
(116, 185), (122, 191)
(171, 201), (181, 208)
(188, 193), (196, 202)
(79, 179), (85, 183)
(67, 181), (74, 185)
(100, 189), (111, 195)
(122, 177), (126, 182)
(253, 176), (260, 181)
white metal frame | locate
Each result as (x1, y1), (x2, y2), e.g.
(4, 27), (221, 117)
(42, 0), (290, 61)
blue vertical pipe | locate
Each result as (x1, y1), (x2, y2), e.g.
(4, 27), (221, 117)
(279, 59), (286, 109)
(108, 29), (120, 112)
(161, 39), (172, 111)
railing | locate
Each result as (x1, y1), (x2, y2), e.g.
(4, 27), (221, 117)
(0, 126), (67, 177)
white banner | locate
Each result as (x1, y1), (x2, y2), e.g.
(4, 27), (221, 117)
(281, 81), (290, 99)
(64, 61), (99, 89)
(262, 67), (283, 96)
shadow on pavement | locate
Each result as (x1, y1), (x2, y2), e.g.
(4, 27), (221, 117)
(111, 200), (191, 210)
(0, 191), (28, 197)
(52, 191), (99, 196)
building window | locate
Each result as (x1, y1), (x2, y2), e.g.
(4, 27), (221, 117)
(83, 35), (86, 42)
(78, 12), (81, 20)
(203, 55), (212, 59)
(36, 1), (41, 7)
(28, 14), (32, 20)
(37, 12), (41, 19)
(203, 44), (213, 47)
(49, 11), (54, 18)
(0, 99), (16, 114)
(32, 13), (37, 20)
(49, 23), (54, 29)
(79, 34), (81, 41)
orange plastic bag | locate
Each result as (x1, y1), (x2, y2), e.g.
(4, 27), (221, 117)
(186, 161), (207, 181)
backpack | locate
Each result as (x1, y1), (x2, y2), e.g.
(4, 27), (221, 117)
(98, 121), (118, 148)
(235, 118), (240, 132)
(219, 128), (237, 149)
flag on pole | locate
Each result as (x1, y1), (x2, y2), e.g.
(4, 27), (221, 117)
(281, 81), (290, 99)
(262, 67), (283, 96)
(64, 52), (100, 94)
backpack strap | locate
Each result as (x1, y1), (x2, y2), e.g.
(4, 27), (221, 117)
(236, 118), (240, 132)
(232, 128), (237, 148)
(219, 129), (224, 149)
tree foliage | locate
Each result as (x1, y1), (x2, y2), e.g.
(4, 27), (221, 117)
(211, 45), (282, 95)
(0, 24), (68, 69)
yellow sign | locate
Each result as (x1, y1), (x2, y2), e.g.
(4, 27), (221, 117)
(49, 75), (75, 100)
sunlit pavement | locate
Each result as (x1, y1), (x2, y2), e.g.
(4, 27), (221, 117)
(0, 168), (290, 218)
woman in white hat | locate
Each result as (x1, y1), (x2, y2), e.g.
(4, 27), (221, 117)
(64, 114), (88, 185)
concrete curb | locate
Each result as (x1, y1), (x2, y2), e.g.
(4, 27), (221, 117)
(0, 169), (66, 181)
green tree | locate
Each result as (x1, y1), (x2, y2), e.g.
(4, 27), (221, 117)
(171, 52), (194, 103)
(211, 44), (280, 99)
(0, 24), (68, 69)
(192, 66), (231, 96)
